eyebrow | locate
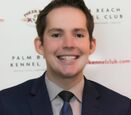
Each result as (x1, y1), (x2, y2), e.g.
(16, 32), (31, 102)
(73, 28), (88, 32)
(47, 28), (63, 33)
(47, 28), (88, 33)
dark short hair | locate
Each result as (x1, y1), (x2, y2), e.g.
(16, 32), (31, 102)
(36, 0), (94, 43)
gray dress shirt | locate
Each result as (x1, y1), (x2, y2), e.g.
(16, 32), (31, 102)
(45, 76), (84, 115)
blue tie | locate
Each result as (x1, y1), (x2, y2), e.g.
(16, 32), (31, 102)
(59, 91), (74, 115)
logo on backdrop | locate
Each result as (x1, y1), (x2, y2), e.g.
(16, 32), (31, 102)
(88, 59), (131, 65)
(9, 54), (131, 72)
(91, 7), (123, 24)
(22, 9), (40, 26)
(10, 55), (44, 72)
(22, 7), (124, 26)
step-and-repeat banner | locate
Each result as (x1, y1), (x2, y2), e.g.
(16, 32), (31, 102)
(0, 0), (131, 98)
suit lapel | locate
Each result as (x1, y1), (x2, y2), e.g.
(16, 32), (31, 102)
(28, 73), (53, 115)
(81, 78), (103, 115)
(27, 74), (104, 115)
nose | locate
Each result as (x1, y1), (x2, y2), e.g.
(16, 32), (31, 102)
(62, 36), (75, 49)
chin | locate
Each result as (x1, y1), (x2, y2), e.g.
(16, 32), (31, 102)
(60, 71), (81, 78)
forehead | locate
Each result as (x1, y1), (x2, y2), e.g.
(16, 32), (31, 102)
(45, 6), (87, 29)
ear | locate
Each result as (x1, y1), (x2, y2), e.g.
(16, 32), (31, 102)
(89, 38), (96, 55)
(34, 37), (44, 56)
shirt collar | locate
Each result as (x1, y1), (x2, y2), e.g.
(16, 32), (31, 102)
(69, 78), (84, 102)
(45, 75), (84, 103)
(45, 76), (63, 101)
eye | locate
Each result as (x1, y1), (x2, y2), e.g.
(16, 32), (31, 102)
(75, 33), (84, 38)
(51, 33), (62, 38)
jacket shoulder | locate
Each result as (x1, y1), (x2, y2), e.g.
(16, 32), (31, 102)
(86, 79), (131, 114)
(0, 76), (43, 97)
(88, 79), (130, 101)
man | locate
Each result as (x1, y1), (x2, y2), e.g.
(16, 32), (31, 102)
(0, 0), (131, 115)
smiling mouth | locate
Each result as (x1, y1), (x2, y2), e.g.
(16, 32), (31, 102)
(57, 55), (80, 61)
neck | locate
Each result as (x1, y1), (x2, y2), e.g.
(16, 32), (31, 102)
(46, 71), (84, 90)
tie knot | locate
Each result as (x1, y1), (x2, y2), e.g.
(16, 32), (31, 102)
(59, 91), (74, 102)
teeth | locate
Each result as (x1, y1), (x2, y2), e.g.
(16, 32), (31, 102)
(58, 56), (77, 60)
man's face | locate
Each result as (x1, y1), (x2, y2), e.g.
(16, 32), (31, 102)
(35, 7), (96, 81)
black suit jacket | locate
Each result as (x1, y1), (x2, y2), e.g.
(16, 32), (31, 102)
(0, 73), (131, 115)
